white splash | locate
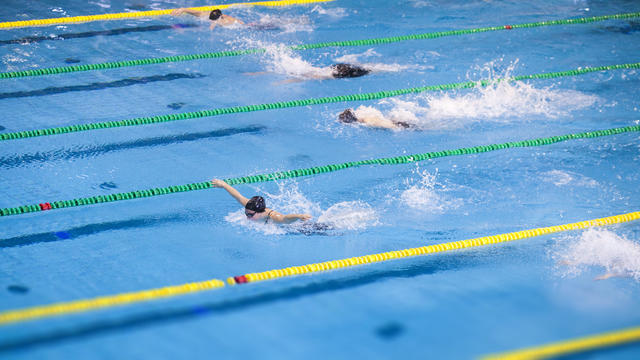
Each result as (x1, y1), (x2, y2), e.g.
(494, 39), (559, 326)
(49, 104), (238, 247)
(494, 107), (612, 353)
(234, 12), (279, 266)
(347, 60), (599, 130)
(399, 167), (462, 213)
(262, 43), (332, 79)
(317, 201), (380, 230)
(541, 170), (598, 187)
(357, 80), (599, 130)
(262, 182), (322, 216)
(251, 43), (414, 80)
(335, 49), (425, 72)
(310, 5), (348, 17)
(225, 182), (379, 234)
(334, 49), (380, 63)
(251, 14), (314, 33)
(554, 229), (640, 280)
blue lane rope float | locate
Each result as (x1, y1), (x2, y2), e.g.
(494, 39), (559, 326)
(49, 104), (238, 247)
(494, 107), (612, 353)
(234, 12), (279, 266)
(1, 125), (638, 217)
(1, 12), (639, 79)
(1, 62), (639, 142)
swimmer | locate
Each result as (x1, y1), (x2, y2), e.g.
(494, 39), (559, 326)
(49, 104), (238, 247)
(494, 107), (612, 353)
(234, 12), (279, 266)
(338, 107), (414, 130)
(594, 272), (632, 281)
(329, 63), (371, 79)
(246, 63), (371, 82)
(171, 8), (244, 29)
(211, 179), (311, 224)
(558, 259), (634, 281)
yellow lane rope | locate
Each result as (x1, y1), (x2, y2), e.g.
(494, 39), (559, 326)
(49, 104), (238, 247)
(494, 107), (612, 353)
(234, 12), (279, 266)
(0, 211), (638, 326)
(0, 0), (333, 29)
(0, 279), (225, 325)
(227, 211), (640, 285)
(482, 325), (640, 360)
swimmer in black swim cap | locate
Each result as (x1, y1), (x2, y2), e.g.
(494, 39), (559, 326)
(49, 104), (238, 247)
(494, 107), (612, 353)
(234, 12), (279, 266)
(338, 107), (415, 130)
(209, 9), (222, 21)
(171, 7), (244, 29)
(247, 62), (374, 83)
(338, 109), (359, 123)
(330, 63), (371, 78)
(211, 179), (311, 224)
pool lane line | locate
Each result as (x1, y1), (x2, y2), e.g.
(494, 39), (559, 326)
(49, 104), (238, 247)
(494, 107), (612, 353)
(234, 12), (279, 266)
(0, 0), (333, 30)
(2, 62), (639, 142)
(0, 211), (638, 325)
(226, 211), (640, 285)
(1, 12), (638, 79)
(481, 325), (640, 360)
(1, 125), (638, 217)
(0, 24), (200, 46)
(1, 12), (639, 80)
(0, 279), (226, 326)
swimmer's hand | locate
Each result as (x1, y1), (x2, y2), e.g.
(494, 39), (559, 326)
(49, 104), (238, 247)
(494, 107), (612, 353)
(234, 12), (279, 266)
(298, 214), (312, 221)
(211, 179), (228, 188)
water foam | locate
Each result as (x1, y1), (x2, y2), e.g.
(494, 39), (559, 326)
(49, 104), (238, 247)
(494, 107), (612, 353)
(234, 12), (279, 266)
(310, 5), (348, 18)
(251, 14), (314, 33)
(348, 60), (599, 130)
(554, 229), (640, 280)
(541, 170), (598, 187)
(399, 167), (462, 213)
(250, 43), (415, 80)
(335, 49), (423, 73)
(262, 43), (332, 79)
(225, 182), (379, 234)
(317, 201), (380, 230)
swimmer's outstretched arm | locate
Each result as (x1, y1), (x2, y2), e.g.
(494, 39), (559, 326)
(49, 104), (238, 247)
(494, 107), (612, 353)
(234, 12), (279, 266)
(223, 15), (244, 25)
(171, 8), (209, 18)
(211, 179), (249, 207)
(269, 211), (312, 224)
(594, 272), (631, 281)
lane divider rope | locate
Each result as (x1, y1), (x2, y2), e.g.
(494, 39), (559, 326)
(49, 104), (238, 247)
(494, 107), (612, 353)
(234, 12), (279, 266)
(0, 279), (226, 326)
(2, 62), (638, 142)
(0, 211), (638, 325)
(225, 211), (640, 285)
(0, 0), (333, 29)
(1, 12), (638, 79)
(1, 125), (638, 217)
(482, 325), (640, 360)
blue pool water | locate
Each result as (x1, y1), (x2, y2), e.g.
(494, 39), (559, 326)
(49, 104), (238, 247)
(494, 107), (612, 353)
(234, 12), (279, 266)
(1, 0), (640, 358)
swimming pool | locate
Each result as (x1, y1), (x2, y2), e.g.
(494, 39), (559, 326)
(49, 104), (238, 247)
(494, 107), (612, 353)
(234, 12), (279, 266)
(1, 0), (640, 358)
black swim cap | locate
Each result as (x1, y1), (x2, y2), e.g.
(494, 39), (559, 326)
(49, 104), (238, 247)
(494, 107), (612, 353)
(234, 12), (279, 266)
(245, 196), (266, 213)
(338, 109), (358, 123)
(331, 63), (371, 78)
(209, 9), (222, 21)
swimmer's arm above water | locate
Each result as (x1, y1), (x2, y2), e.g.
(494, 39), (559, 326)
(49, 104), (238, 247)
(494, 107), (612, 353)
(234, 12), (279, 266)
(209, 15), (244, 29)
(594, 272), (632, 280)
(211, 179), (249, 207)
(268, 211), (312, 224)
(171, 8), (209, 18)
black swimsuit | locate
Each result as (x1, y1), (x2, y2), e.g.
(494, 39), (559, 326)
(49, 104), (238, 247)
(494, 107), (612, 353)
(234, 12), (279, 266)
(264, 210), (274, 224)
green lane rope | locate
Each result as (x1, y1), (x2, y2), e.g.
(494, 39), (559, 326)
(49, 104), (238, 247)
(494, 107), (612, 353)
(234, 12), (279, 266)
(1, 125), (638, 217)
(2, 62), (638, 142)
(1, 12), (638, 80)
